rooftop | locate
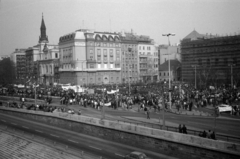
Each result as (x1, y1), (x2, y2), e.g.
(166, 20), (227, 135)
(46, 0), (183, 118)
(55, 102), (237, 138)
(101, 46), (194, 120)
(159, 59), (181, 71)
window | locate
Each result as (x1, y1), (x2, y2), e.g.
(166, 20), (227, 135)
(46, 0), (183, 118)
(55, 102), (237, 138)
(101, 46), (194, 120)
(89, 64), (94, 68)
(89, 49), (94, 60)
(116, 50), (120, 61)
(164, 72), (165, 76)
(143, 46), (145, 50)
(215, 58), (219, 65)
(103, 49), (107, 61)
(198, 59), (202, 65)
(139, 46), (141, 50)
(224, 58), (228, 65)
(160, 73), (161, 76)
(97, 49), (101, 61)
(110, 49), (114, 61)
(55, 53), (58, 58)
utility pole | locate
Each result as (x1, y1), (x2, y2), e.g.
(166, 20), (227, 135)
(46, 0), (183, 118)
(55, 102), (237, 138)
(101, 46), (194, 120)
(162, 33), (175, 109)
(191, 65), (199, 89)
(228, 64), (236, 88)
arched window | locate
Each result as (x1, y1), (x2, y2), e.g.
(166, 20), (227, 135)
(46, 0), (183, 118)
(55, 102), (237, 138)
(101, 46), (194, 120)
(102, 35), (108, 41)
(95, 34), (102, 41)
(114, 36), (120, 42)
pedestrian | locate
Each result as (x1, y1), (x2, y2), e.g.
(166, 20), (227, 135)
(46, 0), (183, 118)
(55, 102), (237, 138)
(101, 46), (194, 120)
(207, 130), (211, 139)
(182, 125), (187, 134)
(211, 131), (216, 140)
(147, 109), (150, 119)
(178, 124), (182, 133)
(78, 109), (81, 115)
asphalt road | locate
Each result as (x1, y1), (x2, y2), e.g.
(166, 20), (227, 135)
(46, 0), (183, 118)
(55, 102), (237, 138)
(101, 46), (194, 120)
(0, 113), (178, 159)
(105, 109), (240, 137)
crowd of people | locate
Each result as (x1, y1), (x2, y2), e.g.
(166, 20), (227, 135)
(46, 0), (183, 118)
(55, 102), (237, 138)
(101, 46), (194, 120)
(1, 81), (240, 142)
(199, 130), (216, 140)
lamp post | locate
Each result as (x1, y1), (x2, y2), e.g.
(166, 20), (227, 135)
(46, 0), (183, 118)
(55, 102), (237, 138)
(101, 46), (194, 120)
(162, 33), (175, 109)
(228, 64), (236, 88)
(191, 65), (199, 89)
(128, 48), (132, 96)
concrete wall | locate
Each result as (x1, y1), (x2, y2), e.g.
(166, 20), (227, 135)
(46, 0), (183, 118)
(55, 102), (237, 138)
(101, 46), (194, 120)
(0, 107), (239, 159)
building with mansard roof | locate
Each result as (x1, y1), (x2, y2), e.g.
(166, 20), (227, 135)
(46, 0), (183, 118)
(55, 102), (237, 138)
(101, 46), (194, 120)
(181, 30), (240, 88)
(58, 29), (121, 85)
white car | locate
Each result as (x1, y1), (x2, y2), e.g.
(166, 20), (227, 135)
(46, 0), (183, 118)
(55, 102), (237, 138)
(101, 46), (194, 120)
(217, 104), (234, 113)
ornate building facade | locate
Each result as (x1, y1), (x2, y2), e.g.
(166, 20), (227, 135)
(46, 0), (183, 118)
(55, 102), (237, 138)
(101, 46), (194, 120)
(25, 14), (59, 85)
(181, 30), (240, 87)
(58, 29), (121, 85)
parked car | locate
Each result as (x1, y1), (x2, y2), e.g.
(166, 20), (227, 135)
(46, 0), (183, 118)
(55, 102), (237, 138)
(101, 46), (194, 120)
(217, 104), (234, 113)
(124, 151), (150, 159)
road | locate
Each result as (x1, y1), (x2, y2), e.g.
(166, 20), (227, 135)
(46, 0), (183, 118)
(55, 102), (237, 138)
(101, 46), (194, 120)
(105, 109), (240, 137)
(0, 113), (178, 159)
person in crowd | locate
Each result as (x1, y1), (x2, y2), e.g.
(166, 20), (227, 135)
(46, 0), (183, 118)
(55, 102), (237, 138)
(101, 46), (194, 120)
(78, 109), (81, 115)
(147, 109), (150, 119)
(206, 130), (211, 139)
(211, 131), (216, 140)
(178, 124), (182, 133)
(182, 125), (187, 134)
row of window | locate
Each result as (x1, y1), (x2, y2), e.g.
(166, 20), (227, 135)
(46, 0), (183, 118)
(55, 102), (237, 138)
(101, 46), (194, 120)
(195, 58), (238, 65)
(159, 72), (170, 76)
(94, 42), (120, 47)
(139, 46), (151, 50)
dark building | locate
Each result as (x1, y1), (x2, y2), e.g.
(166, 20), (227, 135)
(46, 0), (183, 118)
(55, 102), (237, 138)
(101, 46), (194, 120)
(181, 30), (240, 88)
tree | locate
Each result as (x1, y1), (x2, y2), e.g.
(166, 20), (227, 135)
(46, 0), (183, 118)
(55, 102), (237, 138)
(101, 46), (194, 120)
(0, 58), (16, 86)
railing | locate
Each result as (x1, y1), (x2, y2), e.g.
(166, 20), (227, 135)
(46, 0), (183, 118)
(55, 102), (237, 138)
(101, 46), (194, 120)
(0, 125), (106, 159)
(116, 119), (240, 144)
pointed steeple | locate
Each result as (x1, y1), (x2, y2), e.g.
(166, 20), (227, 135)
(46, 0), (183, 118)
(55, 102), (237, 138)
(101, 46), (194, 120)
(39, 13), (49, 43)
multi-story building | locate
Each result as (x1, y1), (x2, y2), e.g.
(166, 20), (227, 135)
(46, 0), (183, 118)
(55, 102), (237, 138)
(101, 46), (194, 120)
(137, 35), (158, 82)
(158, 44), (181, 81)
(58, 29), (121, 85)
(25, 15), (59, 85)
(10, 49), (27, 81)
(119, 31), (138, 83)
(181, 30), (240, 87)
(158, 59), (181, 82)
(158, 45), (181, 65)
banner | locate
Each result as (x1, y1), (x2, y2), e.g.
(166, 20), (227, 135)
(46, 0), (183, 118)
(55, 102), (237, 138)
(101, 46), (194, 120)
(104, 102), (111, 107)
(107, 89), (119, 94)
(209, 86), (215, 90)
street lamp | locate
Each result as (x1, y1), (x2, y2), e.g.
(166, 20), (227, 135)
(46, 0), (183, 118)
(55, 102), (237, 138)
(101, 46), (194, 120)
(228, 64), (236, 88)
(191, 65), (199, 89)
(128, 48), (132, 96)
(162, 33), (175, 109)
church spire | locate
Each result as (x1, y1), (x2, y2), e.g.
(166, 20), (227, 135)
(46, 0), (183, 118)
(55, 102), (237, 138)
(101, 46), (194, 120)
(39, 13), (49, 43)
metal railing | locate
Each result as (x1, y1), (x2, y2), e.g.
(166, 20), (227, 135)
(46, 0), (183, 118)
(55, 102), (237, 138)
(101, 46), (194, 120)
(116, 119), (240, 144)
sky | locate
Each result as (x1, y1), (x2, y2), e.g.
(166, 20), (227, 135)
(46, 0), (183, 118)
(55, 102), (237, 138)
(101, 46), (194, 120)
(0, 0), (240, 56)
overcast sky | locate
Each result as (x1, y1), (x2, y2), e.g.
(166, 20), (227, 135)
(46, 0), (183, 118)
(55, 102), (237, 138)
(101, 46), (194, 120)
(0, 0), (240, 56)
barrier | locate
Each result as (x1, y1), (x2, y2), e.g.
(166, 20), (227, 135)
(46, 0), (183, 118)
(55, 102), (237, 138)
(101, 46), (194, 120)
(0, 106), (240, 159)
